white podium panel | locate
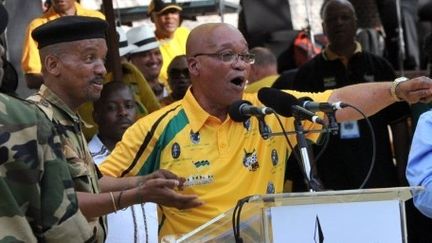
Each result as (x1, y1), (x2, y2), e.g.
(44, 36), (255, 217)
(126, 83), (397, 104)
(271, 200), (402, 243)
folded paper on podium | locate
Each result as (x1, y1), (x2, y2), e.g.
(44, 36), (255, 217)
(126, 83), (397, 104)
(176, 187), (422, 243)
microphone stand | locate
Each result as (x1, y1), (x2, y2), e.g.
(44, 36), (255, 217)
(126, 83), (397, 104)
(292, 108), (325, 192)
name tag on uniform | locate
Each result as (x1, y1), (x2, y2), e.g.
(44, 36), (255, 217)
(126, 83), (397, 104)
(340, 121), (360, 139)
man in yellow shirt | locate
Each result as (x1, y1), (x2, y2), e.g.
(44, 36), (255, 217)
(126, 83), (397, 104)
(148, 0), (190, 85)
(245, 46), (279, 93)
(21, 0), (105, 89)
(99, 22), (432, 239)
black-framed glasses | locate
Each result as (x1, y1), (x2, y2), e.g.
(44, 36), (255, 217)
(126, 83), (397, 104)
(193, 52), (255, 64)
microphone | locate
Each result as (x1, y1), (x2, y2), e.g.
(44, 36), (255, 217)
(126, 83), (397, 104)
(298, 97), (347, 113)
(291, 105), (326, 125)
(228, 100), (274, 122)
(257, 87), (325, 124)
(257, 87), (298, 117)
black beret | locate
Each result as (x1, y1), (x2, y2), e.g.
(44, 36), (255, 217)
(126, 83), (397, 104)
(32, 15), (108, 49)
(0, 4), (8, 35)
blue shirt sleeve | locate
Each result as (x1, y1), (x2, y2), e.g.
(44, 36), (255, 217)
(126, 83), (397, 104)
(407, 110), (432, 218)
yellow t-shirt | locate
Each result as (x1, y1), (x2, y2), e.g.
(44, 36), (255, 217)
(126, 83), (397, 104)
(100, 89), (332, 238)
(245, 74), (280, 93)
(158, 26), (190, 85)
(21, 2), (105, 74)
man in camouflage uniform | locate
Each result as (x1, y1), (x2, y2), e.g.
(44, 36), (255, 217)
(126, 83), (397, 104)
(27, 16), (202, 242)
(0, 5), (95, 242)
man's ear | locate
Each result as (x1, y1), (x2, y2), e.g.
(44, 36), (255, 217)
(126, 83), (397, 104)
(187, 57), (200, 76)
(44, 55), (61, 76)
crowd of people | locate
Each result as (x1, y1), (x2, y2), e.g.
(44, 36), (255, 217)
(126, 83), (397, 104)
(3, 0), (432, 242)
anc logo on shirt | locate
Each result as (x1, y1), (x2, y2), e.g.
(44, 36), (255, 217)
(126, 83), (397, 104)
(171, 142), (181, 159)
(243, 149), (259, 171)
(190, 130), (200, 144)
(193, 160), (210, 168)
(271, 149), (279, 166)
(266, 181), (275, 194)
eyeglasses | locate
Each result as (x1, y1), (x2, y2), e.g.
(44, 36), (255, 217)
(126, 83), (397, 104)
(193, 52), (255, 64)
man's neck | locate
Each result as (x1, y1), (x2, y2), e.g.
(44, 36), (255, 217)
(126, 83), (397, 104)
(328, 42), (357, 58)
(99, 135), (117, 151)
(54, 6), (76, 16)
(155, 29), (174, 40)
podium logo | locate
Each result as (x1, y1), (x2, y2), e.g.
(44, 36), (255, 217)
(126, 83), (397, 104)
(314, 215), (324, 243)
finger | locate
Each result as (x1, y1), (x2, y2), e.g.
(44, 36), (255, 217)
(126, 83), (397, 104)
(157, 169), (180, 180)
(144, 178), (180, 189)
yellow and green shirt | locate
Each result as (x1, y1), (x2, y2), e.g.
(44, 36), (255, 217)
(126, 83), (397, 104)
(100, 89), (331, 238)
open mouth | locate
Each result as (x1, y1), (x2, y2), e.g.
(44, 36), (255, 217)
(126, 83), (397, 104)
(230, 76), (245, 87)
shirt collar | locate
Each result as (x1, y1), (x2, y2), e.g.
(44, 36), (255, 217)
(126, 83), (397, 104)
(181, 88), (211, 132)
(323, 41), (362, 64)
(39, 84), (81, 122)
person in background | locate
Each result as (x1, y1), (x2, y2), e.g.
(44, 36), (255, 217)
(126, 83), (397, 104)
(244, 46), (279, 93)
(21, 0), (105, 89)
(78, 26), (160, 140)
(160, 54), (190, 106)
(0, 5), (94, 242)
(148, 0), (189, 85)
(28, 15), (202, 242)
(290, 0), (411, 190)
(99, 22), (432, 239)
(89, 81), (158, 243)
(127, 25), (169, 101)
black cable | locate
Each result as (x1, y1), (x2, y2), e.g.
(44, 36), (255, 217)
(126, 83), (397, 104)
(232, 196), (253, 243)
(338, 104), (376, 189)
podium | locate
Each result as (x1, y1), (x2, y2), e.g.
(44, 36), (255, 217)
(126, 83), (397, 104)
(176, 187), (422, 243)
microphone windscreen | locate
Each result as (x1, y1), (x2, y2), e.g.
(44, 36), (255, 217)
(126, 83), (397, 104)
(258, 87), (298, 117)
(228, 100), (252, 122)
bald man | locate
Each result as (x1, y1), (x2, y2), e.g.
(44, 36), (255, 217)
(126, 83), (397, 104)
(100, 22), (432, 239)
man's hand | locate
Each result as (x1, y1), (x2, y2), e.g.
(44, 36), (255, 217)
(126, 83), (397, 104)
(136, 177), (203, 210)
(136, 169), (187, 189)
(397, 76), (432, 104)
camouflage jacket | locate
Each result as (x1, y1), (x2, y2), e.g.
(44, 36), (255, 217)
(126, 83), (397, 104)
(0, 93), (94, 242)
(28, 85), (106, 242)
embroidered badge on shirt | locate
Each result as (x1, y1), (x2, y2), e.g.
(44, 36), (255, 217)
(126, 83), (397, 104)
(271, 149), (279, 166)
(190, 130), (200, 144)
(243, 149), (259, 171)
(266, 182), (275, 194)
(323, 77), (337, 88)
(193, 160), (210, 168)
(184, 174), (214, 187)
(171, 142), (181, 159)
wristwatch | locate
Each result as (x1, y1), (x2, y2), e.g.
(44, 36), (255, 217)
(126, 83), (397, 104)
(391, 77), (409, 102)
